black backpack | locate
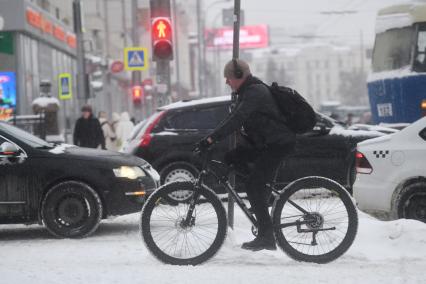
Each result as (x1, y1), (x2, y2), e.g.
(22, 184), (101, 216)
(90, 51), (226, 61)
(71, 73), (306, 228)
(267, 82), (316, 134)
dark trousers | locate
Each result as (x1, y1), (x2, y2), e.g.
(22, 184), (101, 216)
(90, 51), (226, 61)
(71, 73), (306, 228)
(225, 144), (294, 237)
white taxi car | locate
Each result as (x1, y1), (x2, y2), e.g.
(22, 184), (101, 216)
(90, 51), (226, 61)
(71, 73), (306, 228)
(353, 117), (426, 222)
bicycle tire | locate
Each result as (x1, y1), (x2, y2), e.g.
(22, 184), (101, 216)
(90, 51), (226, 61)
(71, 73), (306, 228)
(271, 176), (358, 263)
(141, 181), (227, 265)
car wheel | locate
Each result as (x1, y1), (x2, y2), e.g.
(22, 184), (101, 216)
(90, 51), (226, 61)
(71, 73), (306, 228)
(41, 181), (103, 238)
(160, 161), (199, 202)
(397, 181), (426, 222)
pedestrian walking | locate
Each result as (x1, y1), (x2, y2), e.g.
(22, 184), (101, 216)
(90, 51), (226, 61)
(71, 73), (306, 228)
(199, 59), (296, 251)
(73, 105), (105, 149)
(115, 111), (135, 150)
(98, 111), (117, 151)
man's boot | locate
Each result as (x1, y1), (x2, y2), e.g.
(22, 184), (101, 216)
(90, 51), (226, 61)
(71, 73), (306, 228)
(241, 231), (276, 251)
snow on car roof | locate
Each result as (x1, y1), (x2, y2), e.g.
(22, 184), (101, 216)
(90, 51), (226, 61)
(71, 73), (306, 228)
(159, 96), (231, 110)
(330, 126), (389, 138)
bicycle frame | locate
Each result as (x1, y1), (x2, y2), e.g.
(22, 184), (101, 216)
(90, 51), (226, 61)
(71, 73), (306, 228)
(184, 149), (280, 229)
(184, 148), (329, 233)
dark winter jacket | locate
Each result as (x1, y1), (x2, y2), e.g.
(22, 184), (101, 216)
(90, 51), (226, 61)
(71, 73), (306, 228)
(210, 75), (295, 149)
(73, 115), (105, 149)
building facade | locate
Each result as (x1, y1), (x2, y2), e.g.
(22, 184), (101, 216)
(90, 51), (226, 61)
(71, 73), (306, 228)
(0, 0), (79, 136)
(250, 44), (370, 109)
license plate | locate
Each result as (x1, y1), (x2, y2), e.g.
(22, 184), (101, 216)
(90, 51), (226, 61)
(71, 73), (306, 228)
(377, 103), (393, 117)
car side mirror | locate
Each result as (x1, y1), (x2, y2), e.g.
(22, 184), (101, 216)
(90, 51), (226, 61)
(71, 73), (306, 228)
(0, 142), (20, 156)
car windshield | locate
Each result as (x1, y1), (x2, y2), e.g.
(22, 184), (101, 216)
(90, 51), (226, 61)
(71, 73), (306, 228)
(0, 122), (54, 148)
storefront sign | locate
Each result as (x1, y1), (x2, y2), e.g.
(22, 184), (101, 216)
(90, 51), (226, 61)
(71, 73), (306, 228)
(66, 33), (76, 48)
(58, 73), (72, 100)
(41, 18), (53, 35)
(53, 25), (66, 42)
(25, 7), (74, 46)
(26, 7), (42, 29)
(205, 25), (269, 50)
(0, 72), (16, 120)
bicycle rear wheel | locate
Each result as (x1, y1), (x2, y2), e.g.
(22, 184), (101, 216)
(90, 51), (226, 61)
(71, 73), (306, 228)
(141, 181), (227, 265)
(271, 176), (358, 264)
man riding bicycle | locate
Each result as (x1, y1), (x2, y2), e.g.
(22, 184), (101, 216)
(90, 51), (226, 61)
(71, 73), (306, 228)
(200, 59), (296, 251)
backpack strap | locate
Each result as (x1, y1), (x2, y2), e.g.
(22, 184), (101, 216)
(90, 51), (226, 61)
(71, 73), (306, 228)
(259, 82), (288, 125)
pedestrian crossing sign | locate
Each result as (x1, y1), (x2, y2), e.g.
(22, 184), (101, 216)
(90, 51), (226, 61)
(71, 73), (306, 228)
(124, 47), (149, 71)
(58, 73), (72, 100)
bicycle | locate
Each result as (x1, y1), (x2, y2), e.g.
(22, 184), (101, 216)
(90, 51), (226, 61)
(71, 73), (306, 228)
(140, 145), (358, 265)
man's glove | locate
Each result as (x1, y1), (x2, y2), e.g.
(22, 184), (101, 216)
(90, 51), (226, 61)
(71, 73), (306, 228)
(197, 137), (212, 152)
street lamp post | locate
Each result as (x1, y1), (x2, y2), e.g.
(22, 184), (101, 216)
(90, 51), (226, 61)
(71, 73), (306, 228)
(73, 0), (88, 102)
(227, 0), (241, 229)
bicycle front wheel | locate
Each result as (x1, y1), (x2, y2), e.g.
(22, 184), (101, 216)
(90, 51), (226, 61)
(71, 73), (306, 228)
(272, 176), (358, 264)
(141, 181), (227, 265)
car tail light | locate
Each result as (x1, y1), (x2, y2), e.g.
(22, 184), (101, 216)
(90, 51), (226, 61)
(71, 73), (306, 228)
(139, 111), (166, 148)
(356, 151), (373, 174)
(421, 99), (426, 116)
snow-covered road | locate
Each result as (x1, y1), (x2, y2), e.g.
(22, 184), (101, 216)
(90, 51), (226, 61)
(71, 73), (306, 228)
(1, 208), (425, 284)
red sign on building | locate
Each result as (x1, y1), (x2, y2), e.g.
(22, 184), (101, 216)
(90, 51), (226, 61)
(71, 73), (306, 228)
(205, 25), (269, 50)
(110, 61), (124, 73)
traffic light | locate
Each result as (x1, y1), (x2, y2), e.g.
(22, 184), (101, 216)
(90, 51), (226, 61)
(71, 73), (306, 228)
(151, 17), (173, 61)
(132, 86), (143, 105)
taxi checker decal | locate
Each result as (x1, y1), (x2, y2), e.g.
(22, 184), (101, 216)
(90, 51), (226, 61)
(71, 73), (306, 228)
(373, 150), (389, 158)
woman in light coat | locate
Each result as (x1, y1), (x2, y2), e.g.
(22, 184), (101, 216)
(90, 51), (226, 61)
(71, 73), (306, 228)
(98, 111), (117, 151)
(115, 112), (135, 150)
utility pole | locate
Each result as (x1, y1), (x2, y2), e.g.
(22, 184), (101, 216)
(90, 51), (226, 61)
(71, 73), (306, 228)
(131, 0), (141, 87)
(103, 1), (110, 57)
(131, 0), (143, 119)
(359, 29), (364, 73)
(103, 0), (113, 115)
(172, 0), (181, 100)
(228, 0), (241, 229)
(196, 0), (204, 97)
(121, 0), (128, 47)
(73, 0), (88, 102)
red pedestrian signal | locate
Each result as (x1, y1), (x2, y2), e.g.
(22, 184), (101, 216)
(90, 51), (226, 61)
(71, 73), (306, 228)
(151, 17), (173, 61)
(132, 86), (143, 105)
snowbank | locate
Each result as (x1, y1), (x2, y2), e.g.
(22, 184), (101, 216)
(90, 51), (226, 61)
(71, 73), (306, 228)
(1, 208), (425, 284)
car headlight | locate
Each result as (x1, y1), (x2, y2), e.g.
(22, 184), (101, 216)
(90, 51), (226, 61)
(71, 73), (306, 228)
(113, 166), (146, 179)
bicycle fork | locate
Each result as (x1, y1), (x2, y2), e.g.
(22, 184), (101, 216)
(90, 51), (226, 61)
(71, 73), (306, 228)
(182, 171), (207, 227)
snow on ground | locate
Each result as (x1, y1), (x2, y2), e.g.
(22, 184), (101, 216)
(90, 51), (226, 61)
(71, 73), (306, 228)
(0, 208), (425, 284)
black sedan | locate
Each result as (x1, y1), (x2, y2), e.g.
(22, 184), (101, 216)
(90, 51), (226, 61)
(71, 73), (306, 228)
(124, 96), (390, 195)
(0, 121), (160, 238)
